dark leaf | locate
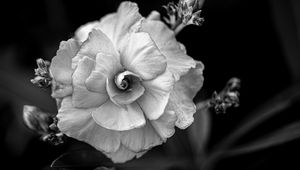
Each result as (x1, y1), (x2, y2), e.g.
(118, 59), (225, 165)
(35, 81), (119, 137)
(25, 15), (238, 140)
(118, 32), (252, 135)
(94, 166), (115, 170)
(213, 83), (300, 152)
(227, 121), (300, 156)
(201, 83), (300, 170)
(117, 154), (191, 170)
(51, 149), (114, 168)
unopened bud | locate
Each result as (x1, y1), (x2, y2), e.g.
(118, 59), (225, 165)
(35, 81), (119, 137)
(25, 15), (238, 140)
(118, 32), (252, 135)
(209, 78), (241, 114)
(31, 58), (52, 88)
(23, 105), (65, 145)
(23, 105), (52, 134)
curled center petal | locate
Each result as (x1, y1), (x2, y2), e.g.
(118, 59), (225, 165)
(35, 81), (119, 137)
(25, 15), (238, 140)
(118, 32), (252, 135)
(114, 71), (140, 91)
(108, 71), (145, 105)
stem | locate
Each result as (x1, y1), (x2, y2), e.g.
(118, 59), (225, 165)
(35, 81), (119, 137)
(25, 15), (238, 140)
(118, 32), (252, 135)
(174, 23), (186, 35)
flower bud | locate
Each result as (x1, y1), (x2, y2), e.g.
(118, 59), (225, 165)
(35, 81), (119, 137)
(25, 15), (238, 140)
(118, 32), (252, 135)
(31, 58), (52, 88)
(209, 78), (241, 114)
(23, 105), (65, 145)
(163, 0), (205, 32)
(23, 105), (52, 134)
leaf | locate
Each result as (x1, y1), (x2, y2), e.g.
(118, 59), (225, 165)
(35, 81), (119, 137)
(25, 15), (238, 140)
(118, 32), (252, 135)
(94, 166), (115, 170)
(227, 121), (300, 156)
(51, 149), (114, 168)
(201, 83), (300, 170)
(118, 154), (191, 170)
(212, 83), (300, 152)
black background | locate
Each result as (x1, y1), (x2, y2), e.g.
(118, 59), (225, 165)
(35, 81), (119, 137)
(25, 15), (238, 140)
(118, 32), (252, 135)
(0, 0), (299, 169)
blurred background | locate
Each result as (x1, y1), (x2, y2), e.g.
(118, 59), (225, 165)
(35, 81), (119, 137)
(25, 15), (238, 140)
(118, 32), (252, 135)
(0, 0), (300, 169)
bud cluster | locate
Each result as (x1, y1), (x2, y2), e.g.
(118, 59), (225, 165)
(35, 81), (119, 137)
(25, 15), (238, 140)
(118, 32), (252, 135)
(31, 58), (52, 88)
(210, 78), (241, 114)
(164, 0), (205, 31)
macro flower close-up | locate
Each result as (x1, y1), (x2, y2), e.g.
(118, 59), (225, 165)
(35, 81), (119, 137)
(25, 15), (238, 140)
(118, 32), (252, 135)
(50, 1), (204, 163)
(2, 0), (300, 169)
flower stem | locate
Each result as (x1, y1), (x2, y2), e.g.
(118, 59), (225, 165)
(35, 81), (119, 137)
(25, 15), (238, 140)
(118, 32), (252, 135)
(174, 23), (186, 35)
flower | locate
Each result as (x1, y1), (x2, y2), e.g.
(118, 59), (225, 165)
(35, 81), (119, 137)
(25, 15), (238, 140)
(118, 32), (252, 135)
(49, 1), (204, 163)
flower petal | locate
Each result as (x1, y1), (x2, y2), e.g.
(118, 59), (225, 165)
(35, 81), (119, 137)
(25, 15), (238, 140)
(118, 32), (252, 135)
(121, 121), (162, 152)
(77, 29), (118, 60)
(85, 52), (122, 93)
(95, 52), (122, 78)
(105, 145), (146, 163)
(121, 32), (167, 80)
(168, 62), (204, 129)
(72, 56), (108, 108)
(72, 86), (108, 108)
(57, 97), (121, 153)
(147, 11), (161, 21)
(92, 100), (145, 131)
(97, 13), (117, 42)
(94, 2), (142, 49)
(85, 70), (107, 93)
(176, 61), (204, 98)
(141, 20), (196, 80)
(51, 80), (73, 98)
(50, 39), (79, 84)
(111, 84), (145, 105)
(138, 70), (174, 120)
(113, 1), (143, 48)
(75, 21), (100, 42)
(150, 110), (177, 141)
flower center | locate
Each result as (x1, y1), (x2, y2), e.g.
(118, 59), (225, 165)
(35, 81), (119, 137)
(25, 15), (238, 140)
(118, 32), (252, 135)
(114, 71), (131, 91)
(114, 71), (141, 91)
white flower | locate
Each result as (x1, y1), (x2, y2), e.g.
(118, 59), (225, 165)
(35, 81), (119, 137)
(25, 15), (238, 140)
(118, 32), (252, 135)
(49, 1), (204, 163)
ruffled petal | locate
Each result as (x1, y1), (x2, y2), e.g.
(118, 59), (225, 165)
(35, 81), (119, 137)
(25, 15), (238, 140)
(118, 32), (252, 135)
(121, 121), (162, 152)
(138, 70), (174, 120)
(50, 39), (79, 84)
(97, 13), (117, 42)
(75, 21), (100, 42)
(57, 97), (121, 153)
(77, 29), (118, 60)
(176, 61), (204, 98)
(146, 11), (161, 21)
(92, 100), (145, 131)
(85, 70), (107, 93)
(105, 145), (146, 163)
(168, 62), (204, 129)
(57, 97), (92, 133)
(95, 52), (122, 78)
(85, 52), (122, 93)
(72, 56), (108, 108)
(150, 110), (177, 141)
(72, 86), (108, 108)
(111, 83), (145, 105)
(121, 32), (167, 80)
(113, 1), (143, 48)
(72, 56), (95, 85)
(51, 81), (73, 98)
(95, 2), (142, 48)
(141, 20), (196, 80)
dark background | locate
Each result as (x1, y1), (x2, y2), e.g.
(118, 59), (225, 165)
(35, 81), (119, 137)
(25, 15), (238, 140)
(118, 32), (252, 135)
(0, 0), (299, 169)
